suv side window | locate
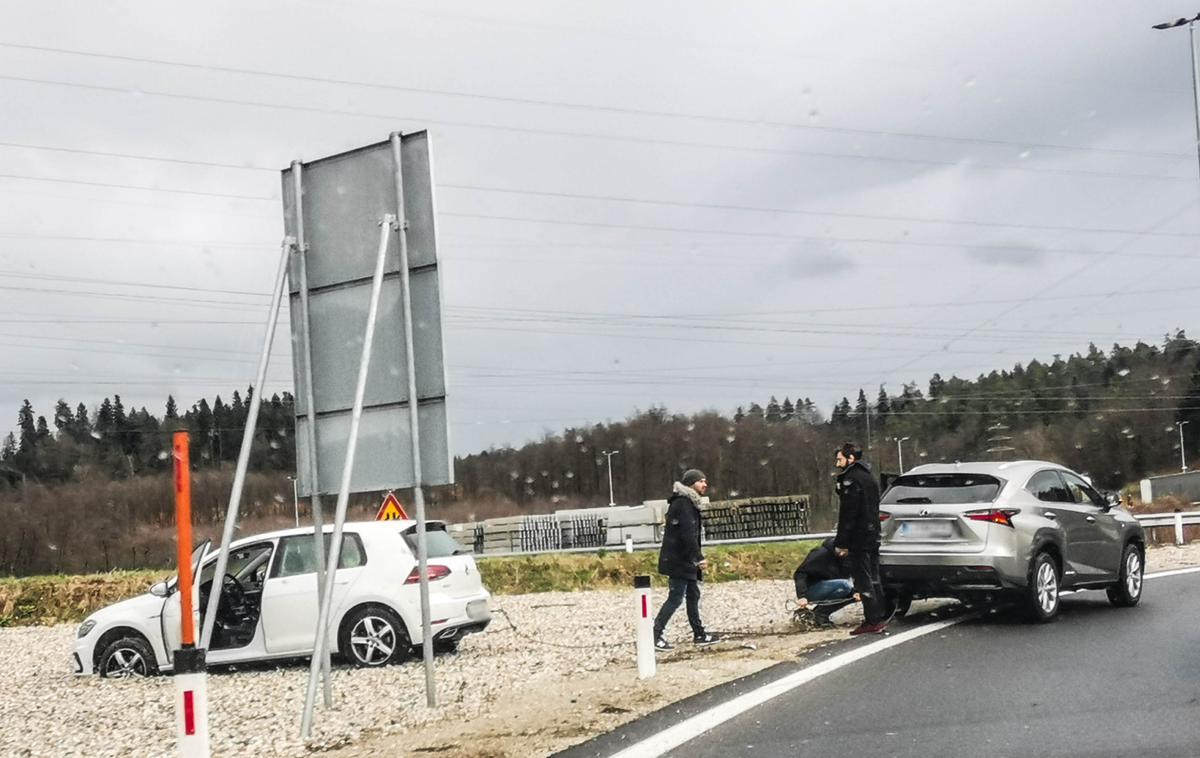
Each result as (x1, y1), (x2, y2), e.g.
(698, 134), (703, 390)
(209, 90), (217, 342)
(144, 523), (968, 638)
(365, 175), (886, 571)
(1060, 471), (1106, 507)
(1026, 470), (1071, 503)
(272, 533), (367, 579)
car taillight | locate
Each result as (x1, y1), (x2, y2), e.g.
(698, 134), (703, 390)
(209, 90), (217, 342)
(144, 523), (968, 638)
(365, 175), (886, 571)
(879, 511), (891, 522)
(964, 508), (1020, 528)
(404, 565), (451, 584)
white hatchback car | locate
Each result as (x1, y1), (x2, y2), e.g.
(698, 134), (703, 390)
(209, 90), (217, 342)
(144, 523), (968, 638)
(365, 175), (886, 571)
(73, 520), (491, 677)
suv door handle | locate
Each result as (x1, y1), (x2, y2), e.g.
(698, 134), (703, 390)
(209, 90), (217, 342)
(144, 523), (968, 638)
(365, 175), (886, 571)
(1043, 511), (1057, 520)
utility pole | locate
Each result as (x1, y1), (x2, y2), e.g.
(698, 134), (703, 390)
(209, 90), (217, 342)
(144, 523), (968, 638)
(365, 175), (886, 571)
(1153, 13), (1200, 179)
(895, 436), (911, 474)
(602, 450), (620, 506)
(287, 475), (299, 527)
(1178, 421), (1190, 472)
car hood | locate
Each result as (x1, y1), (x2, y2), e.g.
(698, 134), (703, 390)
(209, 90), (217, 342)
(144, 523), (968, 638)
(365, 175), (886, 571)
(86, 590), (166, 626)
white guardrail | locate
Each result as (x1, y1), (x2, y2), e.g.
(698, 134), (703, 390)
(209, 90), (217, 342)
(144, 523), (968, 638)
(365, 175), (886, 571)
(1135, 510), (1200, 546)
(474, 510), (1200, 560)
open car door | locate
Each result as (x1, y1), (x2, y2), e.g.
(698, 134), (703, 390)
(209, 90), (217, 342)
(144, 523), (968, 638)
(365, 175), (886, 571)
(161, 539), (210, 660)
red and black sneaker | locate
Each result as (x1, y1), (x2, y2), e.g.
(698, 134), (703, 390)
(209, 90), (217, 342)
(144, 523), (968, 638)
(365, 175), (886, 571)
(849, 622), (888, 636)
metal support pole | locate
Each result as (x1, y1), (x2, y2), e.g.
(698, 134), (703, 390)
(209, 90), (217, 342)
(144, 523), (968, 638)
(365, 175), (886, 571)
(301, 215), (394, 739)
(390, 131), (437, 708)
(199, 238), (291, 650)
(291, 161), (333, 708)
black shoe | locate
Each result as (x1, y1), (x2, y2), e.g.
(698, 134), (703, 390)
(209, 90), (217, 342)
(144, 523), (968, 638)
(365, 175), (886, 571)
(693, 632), (721, 646)
(654, 637), (673, 651)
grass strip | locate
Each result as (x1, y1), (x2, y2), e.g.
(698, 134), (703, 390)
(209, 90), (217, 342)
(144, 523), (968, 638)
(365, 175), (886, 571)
(0, 541), (818, 627)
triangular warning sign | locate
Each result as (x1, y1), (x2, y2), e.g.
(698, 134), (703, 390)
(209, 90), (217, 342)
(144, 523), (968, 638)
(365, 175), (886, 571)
(375, 492), (409, 521)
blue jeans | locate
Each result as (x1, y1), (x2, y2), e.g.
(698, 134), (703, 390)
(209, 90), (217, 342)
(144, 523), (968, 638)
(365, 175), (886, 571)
(653, 577), (704, 639)
(806, 578), (855, 616)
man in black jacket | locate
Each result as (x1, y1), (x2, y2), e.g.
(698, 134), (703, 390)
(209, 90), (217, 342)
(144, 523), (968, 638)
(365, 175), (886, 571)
(833, 442), (888, 635)
(653, 469), (720, 650)
(793, 538), (856, 627)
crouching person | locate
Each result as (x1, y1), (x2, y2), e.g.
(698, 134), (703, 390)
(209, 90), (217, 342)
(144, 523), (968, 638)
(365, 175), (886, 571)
(793, 537), (857, 627)
(653, 469), (720, 650)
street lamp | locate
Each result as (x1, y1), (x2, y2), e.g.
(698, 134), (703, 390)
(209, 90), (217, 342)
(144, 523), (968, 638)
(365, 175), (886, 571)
(1152, 13), (1200, 179)
(286, 475), (299, 527)
(601, 450), (620, 506)
(1177, 421), (1190, 472)
(895, 436), (911, 474)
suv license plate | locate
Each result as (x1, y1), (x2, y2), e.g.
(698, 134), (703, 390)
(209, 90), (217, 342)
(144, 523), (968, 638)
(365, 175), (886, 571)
(897, 521), (955, 539)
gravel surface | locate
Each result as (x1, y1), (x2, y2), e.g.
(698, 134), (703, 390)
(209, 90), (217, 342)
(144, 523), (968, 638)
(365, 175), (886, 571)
(2, 542), (1196, 758)
(0, 578), (805, 758)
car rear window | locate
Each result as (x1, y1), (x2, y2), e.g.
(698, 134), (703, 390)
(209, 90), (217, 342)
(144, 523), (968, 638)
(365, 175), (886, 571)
(402, 523), (469, 557)
(881, 474), (1003, 505)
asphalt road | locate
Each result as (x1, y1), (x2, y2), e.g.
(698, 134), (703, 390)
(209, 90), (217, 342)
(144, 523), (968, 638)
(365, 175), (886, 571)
(563, 571), (1200, 758)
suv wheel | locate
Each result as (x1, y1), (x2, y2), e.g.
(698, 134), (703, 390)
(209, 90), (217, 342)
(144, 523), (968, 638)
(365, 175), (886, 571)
(1025, 551), (1060, 622)
(99, 635), (157, 679)
(1106, 543), (1144, 608)
(338, 605), (410, 668)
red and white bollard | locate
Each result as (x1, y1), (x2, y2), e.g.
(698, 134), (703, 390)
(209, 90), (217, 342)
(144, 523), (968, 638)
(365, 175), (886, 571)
(172, 432), (211, 757)
(634, 575), (655, 679)
(174, 648), (210, 757)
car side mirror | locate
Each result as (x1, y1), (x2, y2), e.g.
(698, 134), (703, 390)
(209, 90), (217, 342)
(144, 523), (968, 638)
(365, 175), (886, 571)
(150, 581), (170, 598)
(1103, 492), (1121, 511)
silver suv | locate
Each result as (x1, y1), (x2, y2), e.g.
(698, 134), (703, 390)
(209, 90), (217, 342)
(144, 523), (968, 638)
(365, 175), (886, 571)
(879, 460), (1145, 621)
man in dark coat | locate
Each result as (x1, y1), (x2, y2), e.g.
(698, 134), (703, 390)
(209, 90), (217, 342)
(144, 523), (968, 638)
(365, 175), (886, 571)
(653, 469), (719, 649)
(793, 537), (856, 627)
(833, 442), (888, 635)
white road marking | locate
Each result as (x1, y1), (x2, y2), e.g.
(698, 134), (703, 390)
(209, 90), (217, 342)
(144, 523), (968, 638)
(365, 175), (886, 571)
(1145, 566), (1200, 580)
(607, 563), (1200, 758)
(607, 616), (970, 758)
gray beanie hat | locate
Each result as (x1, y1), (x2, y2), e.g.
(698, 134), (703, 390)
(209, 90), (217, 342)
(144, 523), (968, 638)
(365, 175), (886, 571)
(680, 469), (707, 487)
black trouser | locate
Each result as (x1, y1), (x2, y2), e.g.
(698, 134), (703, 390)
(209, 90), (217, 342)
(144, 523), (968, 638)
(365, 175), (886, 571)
(849, 548), (886, 625)
(654, 576), (704, 639)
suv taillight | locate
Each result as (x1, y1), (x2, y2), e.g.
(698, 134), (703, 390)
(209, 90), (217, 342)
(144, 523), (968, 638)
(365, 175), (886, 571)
(404, 564), (451, 584)
(964, 508), (1020, 528)
(879, 511), (891, 522)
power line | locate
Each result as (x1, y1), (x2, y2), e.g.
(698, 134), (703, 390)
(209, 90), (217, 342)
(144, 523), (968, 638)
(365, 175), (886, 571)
(441, 183), (1200, 240)
(0, 139), (273, 172)
(439, 210), (1199, 260)
(0, 171), (273, 200)
(6, 135), (1196, 239)
(1, 72), (1193, 184)
(0, 40), (1186, 161)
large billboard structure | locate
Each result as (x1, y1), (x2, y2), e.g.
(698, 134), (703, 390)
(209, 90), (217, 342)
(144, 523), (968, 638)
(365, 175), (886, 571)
(281, 131), (450, 735)
(281, 132), (452, 496)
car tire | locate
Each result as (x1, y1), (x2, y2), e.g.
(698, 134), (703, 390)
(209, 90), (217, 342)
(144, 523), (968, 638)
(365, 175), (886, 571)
(1106, 543), (1144, 608)
(338, 605), (410, 668)
(1024, 551), (1060, 623)
(98, 635), (158, 679)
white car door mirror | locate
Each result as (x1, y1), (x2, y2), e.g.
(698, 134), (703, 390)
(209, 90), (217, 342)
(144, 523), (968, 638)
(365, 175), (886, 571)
(150, 581), (170, 598)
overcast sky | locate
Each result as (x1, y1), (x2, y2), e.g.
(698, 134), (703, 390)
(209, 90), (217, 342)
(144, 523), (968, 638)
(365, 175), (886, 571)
(3, 1), (1200, 456)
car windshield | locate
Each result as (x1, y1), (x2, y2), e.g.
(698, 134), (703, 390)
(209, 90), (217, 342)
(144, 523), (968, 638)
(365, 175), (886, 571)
(881, 474), (1003, 505)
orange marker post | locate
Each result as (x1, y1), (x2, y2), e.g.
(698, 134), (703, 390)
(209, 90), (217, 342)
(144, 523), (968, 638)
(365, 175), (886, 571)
(172, 431), (210, 757)
(174, 432), (195, 646)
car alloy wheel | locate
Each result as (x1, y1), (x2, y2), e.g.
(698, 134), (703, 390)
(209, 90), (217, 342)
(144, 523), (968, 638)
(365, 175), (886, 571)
(349, 614), (397, 666)
(1124, 550), (1143, 598)
(1036, 559), (1058, 616)
(104, 646), (149, 678)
